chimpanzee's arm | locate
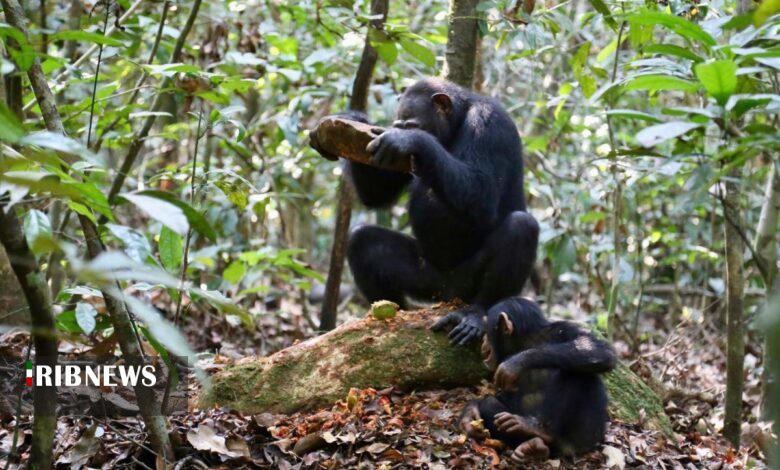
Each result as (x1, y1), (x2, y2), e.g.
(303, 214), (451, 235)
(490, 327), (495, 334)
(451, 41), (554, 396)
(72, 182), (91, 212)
(310, 111), (412, 208)
(348, 162), (412, 208)
(505, 327), (617, 374)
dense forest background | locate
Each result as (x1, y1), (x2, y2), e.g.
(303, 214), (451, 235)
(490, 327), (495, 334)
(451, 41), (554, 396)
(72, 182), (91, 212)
(0, 0), (779, 468)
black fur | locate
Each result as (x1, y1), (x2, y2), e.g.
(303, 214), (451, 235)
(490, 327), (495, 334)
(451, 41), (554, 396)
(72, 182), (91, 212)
(332, 78), (539, 345)
(471, 297), (616, 455)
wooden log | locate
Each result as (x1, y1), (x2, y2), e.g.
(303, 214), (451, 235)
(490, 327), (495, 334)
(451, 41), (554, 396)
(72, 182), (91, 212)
(201, 303), (672, 435)
(310, 117), (412, 173)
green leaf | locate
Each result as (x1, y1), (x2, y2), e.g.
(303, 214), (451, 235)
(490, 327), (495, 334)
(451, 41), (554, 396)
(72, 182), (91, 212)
(623, 74), (699, 92)
(55, 310), (82, 333)
(636, 121), (701, 147)
(586, 0), (618, 29)
(694, 60), (738, 106)
(223, 261), (246, 284)
(551, 235), (577, 278)
(52, 30), (125, 47)
(135, 190), (217, 241)
(120, 192), (189, 235)
(215, 180), (249, 211)
(0, 101), (24, 142)
(23, 209), (52, 256)
(105, 224), (151, 264)
(399, 39), (436, 67)
(159, 226), (183, 272)
(626, 11), (716, 46)
(754, 0), (780, 26)
(604, 109), (663, 123)
(75, 302), (97, 335)
(643, 44), (703, 63)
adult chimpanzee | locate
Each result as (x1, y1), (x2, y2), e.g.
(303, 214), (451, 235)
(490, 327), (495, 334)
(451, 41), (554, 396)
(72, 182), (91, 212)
(459, 297), (616, 461)
(310, 78), (539, 346)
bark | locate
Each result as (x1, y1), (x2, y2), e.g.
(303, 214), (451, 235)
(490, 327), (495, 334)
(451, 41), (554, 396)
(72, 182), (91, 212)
(442, 0), (481, 88)
(0, 208), (57, 470)
(203, 304), (672, 435)
(320, 0), (389, 331)
(311, 118), (410, 173)
(723, 171), (745, 448)
(753, 161), (779, 288)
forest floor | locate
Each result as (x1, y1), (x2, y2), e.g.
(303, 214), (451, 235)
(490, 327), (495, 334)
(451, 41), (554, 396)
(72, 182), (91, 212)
(0, 291), (772, 469)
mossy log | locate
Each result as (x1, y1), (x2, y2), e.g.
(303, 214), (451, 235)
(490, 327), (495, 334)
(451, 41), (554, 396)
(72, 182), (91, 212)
(310, 117), (412, 173)
(201, 304), (671, 435)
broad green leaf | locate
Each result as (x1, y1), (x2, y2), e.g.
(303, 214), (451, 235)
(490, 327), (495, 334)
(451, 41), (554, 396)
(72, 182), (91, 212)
(643, 44), (703, 63)
(75, 302), (97, 335)
(55, 310), (82, 333)
(105, 224), (151, 264)
(121, 193), (189, 235)
(0, 101), (24, 142)
(586, 0), (618, 29)
(136, 190), (217, 241)
(604, 109), (663, 123)
(623, 74), (699, 92)
(194, 289), (254, 329)
(626, 11), (716, 46)
(114, 288), (195, 359)
(23, 209), (52, 256)
(215, 180), (249, 211)
(551, 235), (577, 278)
(52, 30), (125, 47)
(636, 121), (701, 147)
(754, 0), (780, 25)
(369, 29), (397, 65)
(694, 60), (737, 106)
(159, 226), (183, 272)
(399, 39), (436, 68)
(223, 260), (246, 284)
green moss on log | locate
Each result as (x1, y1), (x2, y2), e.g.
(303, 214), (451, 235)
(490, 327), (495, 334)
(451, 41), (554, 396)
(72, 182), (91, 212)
(201, 304), (671, 435)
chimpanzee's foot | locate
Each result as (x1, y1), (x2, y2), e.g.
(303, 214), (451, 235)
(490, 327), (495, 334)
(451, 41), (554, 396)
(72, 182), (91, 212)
(430, 305), (485, 346)
(511, 437), (550, 462)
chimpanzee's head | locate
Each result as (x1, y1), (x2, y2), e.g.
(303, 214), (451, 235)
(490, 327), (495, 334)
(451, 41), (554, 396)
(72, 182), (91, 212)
(392, 78), (467, 146)
(482, 298), (549, 371)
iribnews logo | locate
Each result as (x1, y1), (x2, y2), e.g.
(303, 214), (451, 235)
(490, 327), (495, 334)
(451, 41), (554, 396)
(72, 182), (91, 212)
(24, 360), (157, 387)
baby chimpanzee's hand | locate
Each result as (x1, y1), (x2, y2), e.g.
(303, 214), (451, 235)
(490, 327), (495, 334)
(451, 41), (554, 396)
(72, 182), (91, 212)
(431, 306), (485, 346)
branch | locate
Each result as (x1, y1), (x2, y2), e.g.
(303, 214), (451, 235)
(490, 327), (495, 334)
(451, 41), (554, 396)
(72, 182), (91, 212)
(0, 0), (175, 460)
(0, 208), (57, 470)
(104, 0), (203, 207)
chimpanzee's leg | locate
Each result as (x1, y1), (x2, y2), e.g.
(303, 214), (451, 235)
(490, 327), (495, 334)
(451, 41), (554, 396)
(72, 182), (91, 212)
(470, 211), (540, 305)
(432, 211), (539, 345)
(347, 225), (445, 308)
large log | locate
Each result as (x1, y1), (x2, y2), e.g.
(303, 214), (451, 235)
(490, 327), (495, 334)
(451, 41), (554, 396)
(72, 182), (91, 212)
(310, 117), (412, 173)
(201, 304), (672, 435)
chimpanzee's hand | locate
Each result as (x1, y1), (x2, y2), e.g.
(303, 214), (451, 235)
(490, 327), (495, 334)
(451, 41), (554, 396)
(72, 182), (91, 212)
(366, 128), (420, 168)
(494, 355), (525, 392)
(430, 307), (485, 347)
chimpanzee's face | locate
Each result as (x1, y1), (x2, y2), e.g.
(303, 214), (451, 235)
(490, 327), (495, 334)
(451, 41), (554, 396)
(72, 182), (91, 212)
(481, 335), (498, 371)
(392, 91), (452, 144)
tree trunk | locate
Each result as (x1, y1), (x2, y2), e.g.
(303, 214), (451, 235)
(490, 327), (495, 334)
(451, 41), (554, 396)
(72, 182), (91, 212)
(320, 0), (389, 331)
(722, 170), (745, 448)
(442, 0), (480, 88)
(203, 304), (673, 436)
(753, 160), (779, 288)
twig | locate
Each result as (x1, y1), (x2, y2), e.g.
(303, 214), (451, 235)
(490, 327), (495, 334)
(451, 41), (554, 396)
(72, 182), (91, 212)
(94, 1), (171, 151)
(86, 3), (111, 148)
(3, 339), (31, 470)
(21, 0), (145, 112)
(103, 0), (203, 209)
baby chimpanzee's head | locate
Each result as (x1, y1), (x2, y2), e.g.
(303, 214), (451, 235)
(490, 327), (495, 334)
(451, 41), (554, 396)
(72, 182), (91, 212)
(482, 298), (550, 370)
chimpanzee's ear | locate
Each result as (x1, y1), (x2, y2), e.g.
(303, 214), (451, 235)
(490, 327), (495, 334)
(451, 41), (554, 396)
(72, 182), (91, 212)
(498, 312), (514, 336)
(432, 93), (453, 115)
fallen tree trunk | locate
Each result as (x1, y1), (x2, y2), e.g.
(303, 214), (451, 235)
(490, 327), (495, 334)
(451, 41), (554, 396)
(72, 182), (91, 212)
(201, 304), (671, 435)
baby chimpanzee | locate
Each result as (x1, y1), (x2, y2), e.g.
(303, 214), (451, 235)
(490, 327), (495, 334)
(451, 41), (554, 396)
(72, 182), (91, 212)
(459, 297), (616, 462)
